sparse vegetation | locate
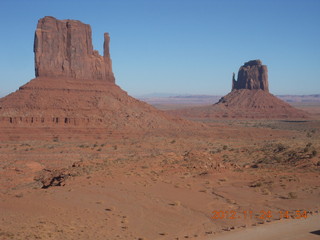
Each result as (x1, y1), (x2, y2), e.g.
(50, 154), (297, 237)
(311, 150), (317, 157)
(250, 181), (262, 188)
(274, 143), (286, 152)
(288, 192), (298, 199)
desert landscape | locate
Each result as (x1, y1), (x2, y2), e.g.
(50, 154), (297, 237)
(0, 15), (320, 240)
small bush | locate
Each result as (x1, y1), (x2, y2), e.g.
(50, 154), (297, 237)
(275, 143), (286, 152)
(250, 181), (262, 188)
(311, 150), (317, 157)
(288, 192), (298, 199)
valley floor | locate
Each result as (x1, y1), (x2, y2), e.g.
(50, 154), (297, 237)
(1, 118), (320, 240)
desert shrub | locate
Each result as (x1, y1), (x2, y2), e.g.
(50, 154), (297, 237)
(274, 143), (286, 152)
(250, 181), (262, 187)
(311, 150), (317, 157)
(288, 192), (298, 199)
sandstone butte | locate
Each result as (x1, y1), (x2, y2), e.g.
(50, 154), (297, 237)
(0, 16), (189, 140)
(169, 60), (309, 119)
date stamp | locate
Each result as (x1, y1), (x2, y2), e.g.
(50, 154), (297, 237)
(211, 210), (308, 220)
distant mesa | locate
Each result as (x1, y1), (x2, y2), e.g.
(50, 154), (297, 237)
(232, 60), (268, 92)
(169, 60), (309, 120)
(0, 16), (187, 138)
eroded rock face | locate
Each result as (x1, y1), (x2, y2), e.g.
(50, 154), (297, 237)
(232, 60), (268, 92)
(34, 16), (115, 82)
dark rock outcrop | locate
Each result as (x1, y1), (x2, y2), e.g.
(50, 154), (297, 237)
(35, 168), (71, 189)
(232, 59), (268, 92)
(34, 16), (114, 82)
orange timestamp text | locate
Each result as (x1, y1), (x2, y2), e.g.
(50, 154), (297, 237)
(211, 210), (308, 220)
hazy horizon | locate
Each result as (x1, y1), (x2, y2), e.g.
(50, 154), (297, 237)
(1, 90), (320, 100)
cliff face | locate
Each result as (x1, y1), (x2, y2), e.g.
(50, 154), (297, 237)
(34, 16), (114, 82)
(232, 60), (268, 92)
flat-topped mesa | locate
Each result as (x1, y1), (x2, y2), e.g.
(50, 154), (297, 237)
(34, 16), (115, 82)
(232, 59), (268, 92)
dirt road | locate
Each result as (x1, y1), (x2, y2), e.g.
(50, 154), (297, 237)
(209, 214), (320, 240)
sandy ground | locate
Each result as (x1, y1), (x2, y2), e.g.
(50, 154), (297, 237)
(1, 108), (320, 239)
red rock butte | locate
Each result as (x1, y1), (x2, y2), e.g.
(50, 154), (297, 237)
(0, 16), (188, 139)
(34, 16), (114, 82)
(232, 60), (268, 92)
(169, 60), (309, 119)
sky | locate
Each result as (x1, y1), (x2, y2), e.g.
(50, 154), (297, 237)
(0, 0), (319, 97)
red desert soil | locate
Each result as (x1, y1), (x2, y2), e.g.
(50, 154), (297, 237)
(1, 120), (320, 240)
(0, 17), (319, 240)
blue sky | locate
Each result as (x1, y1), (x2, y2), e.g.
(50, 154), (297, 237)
(0, 0), (319, 97)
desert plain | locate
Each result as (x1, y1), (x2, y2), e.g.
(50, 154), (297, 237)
(1, 101), (320, 239)
(0, 16), (320, 240)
